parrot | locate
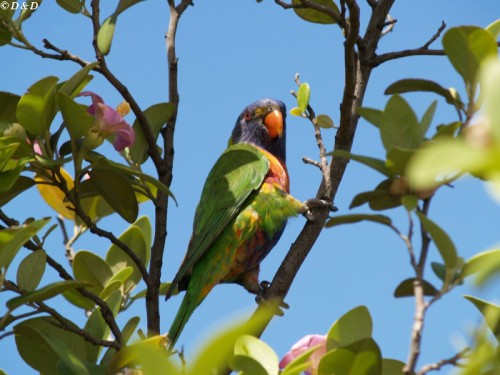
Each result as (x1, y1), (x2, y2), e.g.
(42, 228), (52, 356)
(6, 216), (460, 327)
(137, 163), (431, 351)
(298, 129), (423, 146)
(165, 98), (328, 348)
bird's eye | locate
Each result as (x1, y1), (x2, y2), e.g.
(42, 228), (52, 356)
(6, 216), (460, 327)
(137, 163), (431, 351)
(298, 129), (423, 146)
(244, 112), (252, 121)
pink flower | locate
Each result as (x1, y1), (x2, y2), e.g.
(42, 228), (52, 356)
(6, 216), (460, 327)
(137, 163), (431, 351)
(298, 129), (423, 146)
(279, 334), (327, 375)
(79, 91), (135, 151)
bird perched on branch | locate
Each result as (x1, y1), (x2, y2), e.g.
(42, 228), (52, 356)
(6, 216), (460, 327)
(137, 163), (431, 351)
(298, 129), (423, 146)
(165, 98), (330, 348)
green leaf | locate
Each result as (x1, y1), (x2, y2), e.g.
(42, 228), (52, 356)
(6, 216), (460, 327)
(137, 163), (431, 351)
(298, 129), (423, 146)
(106, 219), (150, 294)
(15, 317), (87, 375)
(0, 218), (49, 271)
(327, 306), (372, 350)
(0, 92), (20, 123)
(431, 262), (447, 281)
(0, 27), (12, 46)
(16, 250), (46, 291)
(419, 100), (437, 140)
(189, 314), (271, 375)
(325, 214), (392, 228)
(0, 164), (24, 192)
(297, 82), (310, 112)
(462, 248), (500, 285)
(350, 180), (401, 211)
(73, 250), (113, 295)
(88, 154), (176, 205)
(318, 338), (382, 375)
(357, 107), (383, 128)
(316, 114), (334, 128)
(62, 287), (95, 310)
(289, 107), (304, 116)
(480, 58), (500, 143)
(56, 0), (83, 13)
(115, 0), (145, 15)
(401, 195), (418, 211)
(97, 14), (117, 55)
(130, 102), (174, 164)
(0, 137), (20, 171)
(16, 76), (59, 136)
(100, 316), (140, 366)
(385, 79), (459, 106)
(59, 62), (98, 98)
(382, 359), (412, 375)
(381, 95), (421, 151)
(443, 26), (498, 85)
(7, 280), (90, 311)
(88, 168), (139, 223)
(385, 147), (414, 176)
(416, 212), (458, 269)
(19, 0), (41, 23)
(464, 295), (500, 339)
(407, 138), (487, 189)
(333, 149), (394, 177)
(486, 18), (500, 40)
(230, 335), (279, 375)
(106, 336), (179, 375)
(57, 92), (94, 140)
(84, 290), (122, 363)
(0, 176), (35, 206)
(292, 0), (339, 24)
(393, 278), (438, 298)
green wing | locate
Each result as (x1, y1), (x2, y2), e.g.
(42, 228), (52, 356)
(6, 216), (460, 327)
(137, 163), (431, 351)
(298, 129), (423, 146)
(169, 143), (269, 293)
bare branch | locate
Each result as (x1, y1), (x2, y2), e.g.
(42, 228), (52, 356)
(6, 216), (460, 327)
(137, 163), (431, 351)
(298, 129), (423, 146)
(374, 22), (447, 66)
(404, 198), (432, 374)
(417, 348), (469, 375)
(42, 39), (92, 68)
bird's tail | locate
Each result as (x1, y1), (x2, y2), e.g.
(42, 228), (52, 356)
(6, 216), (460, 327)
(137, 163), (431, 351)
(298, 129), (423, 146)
(167, 284), (210, 350)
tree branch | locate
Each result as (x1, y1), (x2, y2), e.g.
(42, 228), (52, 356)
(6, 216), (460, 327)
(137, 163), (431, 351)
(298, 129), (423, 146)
(3, 281), (120, 350)
(373, 21), (447, 66)
(146, 0), (192, 336)
(416, 348), (469, 375)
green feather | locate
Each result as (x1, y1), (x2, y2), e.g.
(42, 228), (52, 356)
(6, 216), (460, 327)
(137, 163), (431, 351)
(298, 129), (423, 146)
(166, 143), (269, 298)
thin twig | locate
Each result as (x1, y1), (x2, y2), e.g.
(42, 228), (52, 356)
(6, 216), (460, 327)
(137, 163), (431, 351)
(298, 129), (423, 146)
(42, 39), (91, 68)
(404, 198), (432, 374)
(57, 215), (76, 264)
(374, 22), (447, 66)
(302, 156), (322, 169)
(416, 348), (469, 375)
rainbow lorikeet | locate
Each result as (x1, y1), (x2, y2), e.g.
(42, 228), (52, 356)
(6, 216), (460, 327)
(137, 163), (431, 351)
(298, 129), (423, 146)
(166, 98), (326, 348)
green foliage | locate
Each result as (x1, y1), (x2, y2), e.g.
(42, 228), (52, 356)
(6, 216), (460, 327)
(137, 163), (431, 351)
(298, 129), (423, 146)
(97, 0), (145, 55)
(130, 102), (175, 164)
(291, 0), (340, 25)
(290, 82), (310, 116)
(229, 335), (279, 375)
(16, 250), (46, 291)
(393, 278), (438, 298)
(16, 76), (59, 136)
(14, 317), (88, 375)
(0, 218), (49, 280)
(442, 26), (498, 91)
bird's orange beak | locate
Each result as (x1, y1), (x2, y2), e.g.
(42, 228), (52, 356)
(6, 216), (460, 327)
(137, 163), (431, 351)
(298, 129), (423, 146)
(264, 109), (283, 139)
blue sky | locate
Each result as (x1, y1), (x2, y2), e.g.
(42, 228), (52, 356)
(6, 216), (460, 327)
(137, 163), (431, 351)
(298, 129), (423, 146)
(1, 0), (500, 373)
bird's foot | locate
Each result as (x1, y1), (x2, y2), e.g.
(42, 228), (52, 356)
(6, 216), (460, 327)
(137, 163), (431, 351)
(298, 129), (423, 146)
(302, 198), (338, 222)
(255, 281), (289, 316)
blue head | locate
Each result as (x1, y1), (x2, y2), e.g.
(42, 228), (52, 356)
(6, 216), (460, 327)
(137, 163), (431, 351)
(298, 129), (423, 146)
(230, 99), (287, 162)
